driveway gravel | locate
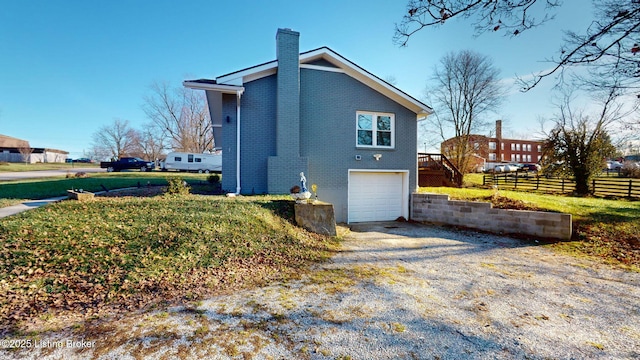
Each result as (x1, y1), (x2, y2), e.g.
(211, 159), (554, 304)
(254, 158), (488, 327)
(2, 222), (639, 359)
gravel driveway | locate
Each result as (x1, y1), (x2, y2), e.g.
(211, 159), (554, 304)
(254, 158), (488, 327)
(3, 222), (639, 359)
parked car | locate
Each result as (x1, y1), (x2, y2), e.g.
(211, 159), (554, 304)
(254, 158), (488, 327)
(504, 164), (520, 172)
(73, 158), (94, 163)
(605, 160), (623, 171)
(100, 157), (155, 172)
(493, 165), (506, 173)
(521, 163), (541, 172)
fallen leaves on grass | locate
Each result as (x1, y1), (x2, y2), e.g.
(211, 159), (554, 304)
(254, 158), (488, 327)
(0, 195), (338, 335)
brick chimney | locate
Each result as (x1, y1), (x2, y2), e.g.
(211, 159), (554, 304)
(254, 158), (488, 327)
(275, 28), (301, 157)
(495, 120), (502, 140)
(268, 28), (308, 193)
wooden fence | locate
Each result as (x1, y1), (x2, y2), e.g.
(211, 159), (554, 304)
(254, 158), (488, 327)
(483, 173), (640, 198)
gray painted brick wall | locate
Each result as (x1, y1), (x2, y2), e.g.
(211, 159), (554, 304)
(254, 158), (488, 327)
(221, 77), (278, 194)
(220, 65), (420, 221)
(275, 28), (301, 157)
(218, 29), (421, 221)
(411, 193), (572, 240)
(300, 68), (418, 222)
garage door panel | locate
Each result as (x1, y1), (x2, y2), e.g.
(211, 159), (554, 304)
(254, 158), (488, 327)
(348, 172), (405, 223)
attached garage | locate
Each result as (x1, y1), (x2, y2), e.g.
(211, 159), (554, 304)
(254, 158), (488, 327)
(348, 170), (409, 223)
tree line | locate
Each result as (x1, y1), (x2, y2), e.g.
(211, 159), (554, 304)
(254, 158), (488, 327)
(402, 0), (640, 195)
(89, 81), (213, 161)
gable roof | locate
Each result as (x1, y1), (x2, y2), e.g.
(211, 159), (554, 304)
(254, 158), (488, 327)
(184, 47), (432, 118)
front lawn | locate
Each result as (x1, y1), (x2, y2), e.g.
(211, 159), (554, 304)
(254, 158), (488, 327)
(420, 187), (640, 271)
(0, 172), (213, 207)
(0, 193), (338, 335)
(0, 162), (98, 172)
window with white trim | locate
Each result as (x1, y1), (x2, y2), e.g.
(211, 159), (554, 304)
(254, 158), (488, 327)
(357, 111), (394, 148)
(489, 142), (496, 150)
(489, 153), (496, 161)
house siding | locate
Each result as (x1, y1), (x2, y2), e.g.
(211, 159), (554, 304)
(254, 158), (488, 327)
(300, 68), (418, 222)
(221, 76), (278, 194)
(220, 67), (419, 222)
(268, 28), (309, 194)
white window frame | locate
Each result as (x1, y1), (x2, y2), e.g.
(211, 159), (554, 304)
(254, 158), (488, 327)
(356, 111), (395, 149)
(489, 142), (496, 150)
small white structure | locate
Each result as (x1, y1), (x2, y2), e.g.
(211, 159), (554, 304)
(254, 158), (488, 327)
(161, 152), (222, 173)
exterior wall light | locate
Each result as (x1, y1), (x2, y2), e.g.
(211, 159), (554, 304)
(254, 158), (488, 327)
(373, 154), (382, 161)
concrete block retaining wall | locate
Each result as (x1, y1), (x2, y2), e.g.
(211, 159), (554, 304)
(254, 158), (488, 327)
(411, 193), (572, 240)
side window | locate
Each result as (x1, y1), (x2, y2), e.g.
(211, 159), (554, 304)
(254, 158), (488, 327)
(356, 111), (394, 148)
(174, 157), (182, 162)
(188, 154), (194, 163)
(195, 158), (202, 163)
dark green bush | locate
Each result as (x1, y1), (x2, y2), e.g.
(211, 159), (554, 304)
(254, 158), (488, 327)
(207, 174), (221, 184)
(166, 177), (190, 195)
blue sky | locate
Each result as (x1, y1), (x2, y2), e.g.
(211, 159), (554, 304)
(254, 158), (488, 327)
(0, 0), (593, 157)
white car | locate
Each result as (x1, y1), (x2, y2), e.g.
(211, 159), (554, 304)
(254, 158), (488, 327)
(493, 165), (506, 173)
(605, 160), (623, 171)
(504, 164), (520, 172)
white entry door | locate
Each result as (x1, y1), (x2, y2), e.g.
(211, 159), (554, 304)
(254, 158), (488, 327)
(348, 171), (407, 223)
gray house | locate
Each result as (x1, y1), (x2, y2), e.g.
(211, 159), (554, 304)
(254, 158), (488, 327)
(184, 28), (432, 223)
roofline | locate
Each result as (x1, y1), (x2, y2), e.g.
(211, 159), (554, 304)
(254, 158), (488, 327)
(301, 47), (433, 115)
(205, 46), (432, 116)
(182, 81), (245, 94)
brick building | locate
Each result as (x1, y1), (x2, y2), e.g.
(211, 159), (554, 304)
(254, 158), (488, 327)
(441, 120), (545, 170)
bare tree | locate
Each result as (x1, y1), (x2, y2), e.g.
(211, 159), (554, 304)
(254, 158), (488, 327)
(134, 122), (167, 163)
(427, 50), (505, 175)
(540, 86), (625, 194)
(395, 1), (640, 92)
(142, 81), (214, 153)
(91, 119), (139, 160)
(17, 145), (33, 164)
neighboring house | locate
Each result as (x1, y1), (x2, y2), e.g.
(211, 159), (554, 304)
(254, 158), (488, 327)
(184, 28), (432, 223)
(0, 134), (68, 163)
(441, 120), (545, 170)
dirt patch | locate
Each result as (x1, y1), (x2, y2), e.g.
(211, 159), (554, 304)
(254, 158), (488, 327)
(482, 194), (549, 212)
(97, 186), (166, 198)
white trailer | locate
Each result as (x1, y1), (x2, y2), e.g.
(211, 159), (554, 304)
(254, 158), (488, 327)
(161, 152), (222, 173)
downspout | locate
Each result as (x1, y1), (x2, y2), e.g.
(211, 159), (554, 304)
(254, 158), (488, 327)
(228, 89), (244, 196)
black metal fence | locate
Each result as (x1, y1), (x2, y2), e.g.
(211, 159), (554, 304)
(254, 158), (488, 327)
(483, 173), (640, 198)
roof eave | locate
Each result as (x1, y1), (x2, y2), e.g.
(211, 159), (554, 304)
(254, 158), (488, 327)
(183, 81), (245, 94)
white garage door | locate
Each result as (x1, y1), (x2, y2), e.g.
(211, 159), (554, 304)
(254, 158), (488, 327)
(348, 171), (406, 223)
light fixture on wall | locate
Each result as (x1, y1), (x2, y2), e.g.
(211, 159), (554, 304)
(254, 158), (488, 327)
(373, 154), (382, 161)
(226, 116), (230, 123)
